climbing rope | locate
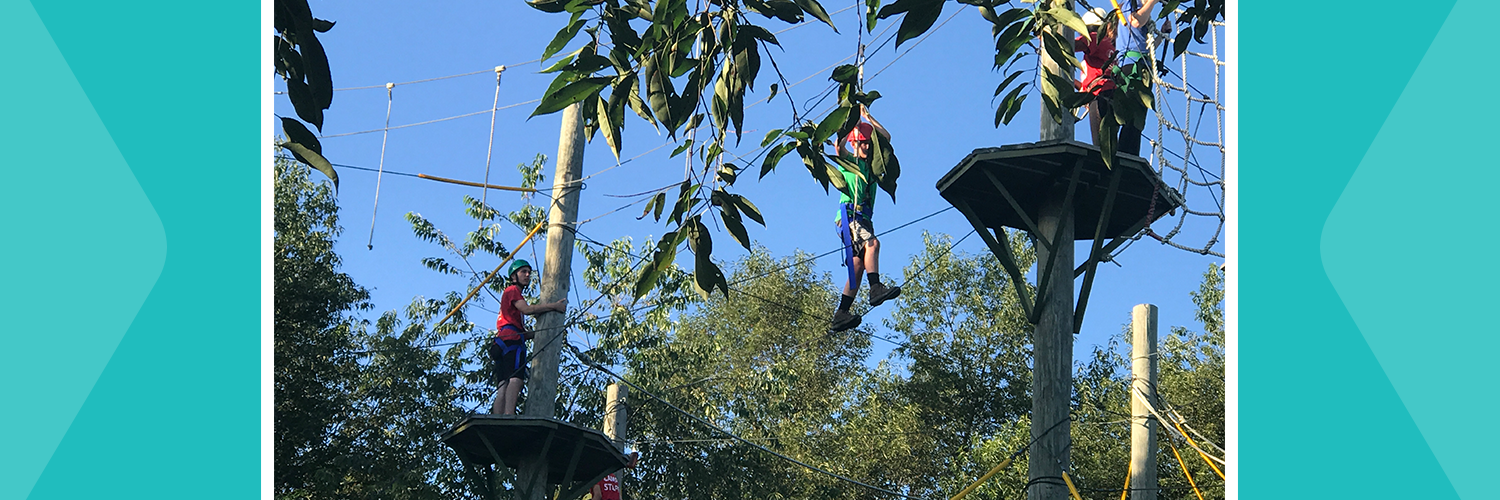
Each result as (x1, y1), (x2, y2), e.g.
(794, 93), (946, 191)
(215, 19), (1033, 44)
(367, 82), (395, 250)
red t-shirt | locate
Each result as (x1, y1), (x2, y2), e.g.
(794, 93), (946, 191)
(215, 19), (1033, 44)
(496, 284), (525, 341)
(595, 474), (620, 500)
(1075, 32), (1117, 95)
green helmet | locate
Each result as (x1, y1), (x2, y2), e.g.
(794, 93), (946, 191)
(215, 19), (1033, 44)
(508, 259), (533, 278)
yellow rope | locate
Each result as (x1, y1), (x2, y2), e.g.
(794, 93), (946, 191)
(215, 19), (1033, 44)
(948, 458), (1013, 500)
(435, 222), (545, 326)
(1118, 462), (1130, 500)
(1171, 419), (1225, 480)
(1061, 471), (1083, 500)
(1169, 443), (1205, 500)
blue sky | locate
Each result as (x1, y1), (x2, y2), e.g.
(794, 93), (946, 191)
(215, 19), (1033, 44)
(274, 0), (1224, 366)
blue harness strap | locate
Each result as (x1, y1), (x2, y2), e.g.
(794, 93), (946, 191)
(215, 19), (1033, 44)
(837, 203), (872, 287)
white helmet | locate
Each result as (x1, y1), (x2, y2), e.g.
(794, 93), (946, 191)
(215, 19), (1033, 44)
(1081, 7), (1108, 27)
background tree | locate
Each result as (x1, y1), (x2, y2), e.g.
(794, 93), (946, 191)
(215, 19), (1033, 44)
(274, 157), (370, 496)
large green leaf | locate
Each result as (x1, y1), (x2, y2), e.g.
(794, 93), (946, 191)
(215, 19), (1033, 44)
(597, 86), (623, 160)
(893, 0), (943, 49)
(739, 24), (781, 46)
(1047, 5), (1090, 42)
(995, 82), (1029, 126)
(760, 142), (794, 178)
(543, 14), (587, 61)
(795, 0), (839, 32)
(831, 64), (859, 84)
(279, 117), (322, 155)
(284, 77), (324, 130)
(531, 77), (611, 117)
(281, 141), (338, 191)
(720, 204), (752, 250)
(734, 195), (765, 225)
(866, 0), (881, 31)
(299, 29), (333, 111)
(765, 0), (805, 23)
(814, 106), (851, 145)
(686, 217), (728, 298)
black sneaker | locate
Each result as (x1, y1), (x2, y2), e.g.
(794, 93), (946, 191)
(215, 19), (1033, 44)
(868, 282), (901, 307)
(830, 309), (862, 332)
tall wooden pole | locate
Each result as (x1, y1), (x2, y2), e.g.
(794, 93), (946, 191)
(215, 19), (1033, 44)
(604, 383), (628, 450)
(1130, 304), (1159, 500)
(1030, 6), (1077, 500)
(516, 101), (586, 500)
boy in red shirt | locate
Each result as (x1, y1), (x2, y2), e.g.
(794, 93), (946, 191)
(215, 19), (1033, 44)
(491, 259), (567, 415)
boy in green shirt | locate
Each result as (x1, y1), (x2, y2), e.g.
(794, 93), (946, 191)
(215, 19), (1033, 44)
(831, 105), (900, 332)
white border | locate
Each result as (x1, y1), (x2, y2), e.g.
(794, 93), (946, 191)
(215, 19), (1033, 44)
(261, 0), (276, 497)
(1222, 0), (1238, 498)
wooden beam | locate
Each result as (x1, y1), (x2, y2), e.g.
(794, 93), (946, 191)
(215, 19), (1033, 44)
(1074, 166), (1123, 333)
(981, 168), (1045, 243)
(1073, 214), (1151, 277)
(556, 468), (616, 500)
(954, 199), (1035, 319)
(1029, 159), (1084, 324)
(554, 437), (588, 500)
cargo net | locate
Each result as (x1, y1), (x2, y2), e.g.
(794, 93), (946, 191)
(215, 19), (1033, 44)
(1136, 13), (1225, 259)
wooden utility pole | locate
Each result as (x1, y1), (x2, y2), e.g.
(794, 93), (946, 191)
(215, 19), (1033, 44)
(1130, 304), (1159, 500)
(604, 383), (628, 450)
(516, 101), (586, 500)
(1030, 6), (1077, 500)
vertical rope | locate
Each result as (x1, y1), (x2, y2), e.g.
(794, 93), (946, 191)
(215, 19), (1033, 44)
(367, 83), (395, 250)
(480, 66), (506, 226)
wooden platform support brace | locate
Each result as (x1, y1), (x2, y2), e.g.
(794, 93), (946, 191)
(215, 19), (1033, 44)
(1073, 167), (1124, 332)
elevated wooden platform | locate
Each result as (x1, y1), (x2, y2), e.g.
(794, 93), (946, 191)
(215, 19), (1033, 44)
(936, 140), (1182, 240)
(935, 140), (1183, 331)
(440, 415), (628, 499)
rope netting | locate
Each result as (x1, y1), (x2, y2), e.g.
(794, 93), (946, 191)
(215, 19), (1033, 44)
(1140, 12), (1226, 258)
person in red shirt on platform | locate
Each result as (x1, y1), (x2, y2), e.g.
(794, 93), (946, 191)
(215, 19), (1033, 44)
(491, 259), (567, 415)
(591, 452), (639, 500)
(1075, 7), (1117, 147)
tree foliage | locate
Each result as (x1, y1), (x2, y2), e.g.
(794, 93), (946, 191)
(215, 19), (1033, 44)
(274, 156), (370, 496)
(274, 0), (338, 187)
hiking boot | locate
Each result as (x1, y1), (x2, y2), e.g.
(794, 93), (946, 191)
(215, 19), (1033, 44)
(830, 309), (862, 332)
(868, 282), (901, 307)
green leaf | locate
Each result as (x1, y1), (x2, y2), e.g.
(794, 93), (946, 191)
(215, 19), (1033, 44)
(281, 141), (338, 191)
(531, 77), (611, 117)
(653, 191), (668, 220)
(279, 117), (323, 155)
(718, 164), (738, 184)
(638, 193), (659, 220)
(893, 0), (943, 49)
(996, 82), (1029, 126)
(766, 0), (805, 23)
(527, 0), (570, 13)
(739, 24), (781, 46)
(623, 71), (657, 128)
(671, 139), (695, 158)
(761, 142), (793, 178)
(831, 64), (859, 84)
(1002, 91), (1028, 124)
(994, 18), (1033, 65)
(596, 88), (623, 160)
(814, 106), (852, 145)
(1173, 29), (1192, 58)
(760, 129), (784, 148)
(1047, 6), (1090, 41)
(866, 0), (881, 30)
(686, 217), (728, 298)
(543, 15), (587, 62)
(311, 18), (335, 32)
(284, 77), (324, 131)
(1040, 29), (1080, 73)
(795, 0), (839, 32)
(720, 205), (752, 250)
(992, 70), (1023, 98)
(734, 195), (765, 225)
(299, 33), (333, 111)
(539, 48), (583, 73)
(993, 7), (1032, 29)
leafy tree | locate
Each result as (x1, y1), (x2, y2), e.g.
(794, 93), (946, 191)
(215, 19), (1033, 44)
(274, 0), (339, 187)
(274, 157), (370, 496)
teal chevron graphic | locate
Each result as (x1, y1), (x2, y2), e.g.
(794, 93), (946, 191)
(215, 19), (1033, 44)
(8, 1), (260, 499)
(1242, 1), (1466, 498)
(0, 1), (166, 499)
(1323, 2), (1499, 498)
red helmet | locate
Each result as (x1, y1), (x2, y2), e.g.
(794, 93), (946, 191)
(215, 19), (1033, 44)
(846, 123), (874, 143)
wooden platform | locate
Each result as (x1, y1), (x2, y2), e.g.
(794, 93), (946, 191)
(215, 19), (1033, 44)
(440, 415), (628, 486)
(935, 139), (1181, 240)
(934, 140), (1184, 331)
